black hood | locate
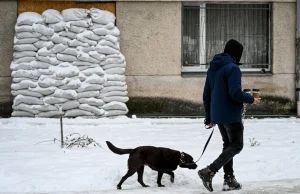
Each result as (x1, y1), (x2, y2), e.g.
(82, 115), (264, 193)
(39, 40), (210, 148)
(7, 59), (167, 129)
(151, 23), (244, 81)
(224, 39), (243, 65)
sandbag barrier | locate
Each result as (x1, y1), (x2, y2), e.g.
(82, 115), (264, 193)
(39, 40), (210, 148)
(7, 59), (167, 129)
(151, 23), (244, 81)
(11, 9), (129, 118)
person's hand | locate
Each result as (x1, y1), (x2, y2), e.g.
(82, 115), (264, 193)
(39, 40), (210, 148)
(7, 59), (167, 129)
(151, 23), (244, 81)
(252, 98), (261, 105)
(207, 123), (215, 128)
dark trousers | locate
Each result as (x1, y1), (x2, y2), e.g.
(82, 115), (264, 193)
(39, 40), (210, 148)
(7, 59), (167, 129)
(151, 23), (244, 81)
(209, 122), (244, 176)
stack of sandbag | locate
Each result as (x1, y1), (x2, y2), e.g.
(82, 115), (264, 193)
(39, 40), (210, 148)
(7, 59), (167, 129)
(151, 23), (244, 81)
(11, 9), (129, 118)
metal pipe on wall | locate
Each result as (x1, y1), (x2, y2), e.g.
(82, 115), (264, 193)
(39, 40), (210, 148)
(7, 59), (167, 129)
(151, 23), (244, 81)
(296, 0), (300, 117)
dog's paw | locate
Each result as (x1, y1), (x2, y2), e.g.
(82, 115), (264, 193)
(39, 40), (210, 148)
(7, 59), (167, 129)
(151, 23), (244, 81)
(117, 185), (122, 190)
(144, 185), (150, 187)
(158, 184), (165, 187)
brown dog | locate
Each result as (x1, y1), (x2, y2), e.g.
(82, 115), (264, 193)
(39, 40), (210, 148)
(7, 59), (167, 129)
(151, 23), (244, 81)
(106, 141), (197, 189)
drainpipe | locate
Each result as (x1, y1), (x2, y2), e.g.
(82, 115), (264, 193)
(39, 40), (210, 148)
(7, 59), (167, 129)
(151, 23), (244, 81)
(297, 0), (300, 117)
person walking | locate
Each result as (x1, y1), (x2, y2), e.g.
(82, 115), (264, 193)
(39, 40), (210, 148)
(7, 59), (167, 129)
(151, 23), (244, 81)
(198, 39), (260, 192)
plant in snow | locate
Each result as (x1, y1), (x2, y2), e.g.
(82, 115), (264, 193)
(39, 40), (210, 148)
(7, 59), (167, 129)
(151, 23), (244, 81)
(249, 137), (260, 147)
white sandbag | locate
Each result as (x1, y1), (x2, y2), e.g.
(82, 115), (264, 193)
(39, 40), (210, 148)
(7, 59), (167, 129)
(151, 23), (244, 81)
(12, 77), (37, 83)
(53, 89), (77, 100)
(76, 34), (97, 46)
(104, 110), (128, 117)
(49, 21), (66, 32)
(37, 69), (53, 75)
(106, 74), (126, 82)
(85, 74), (107, 84)
(15, 25), (33, 33)
(14, 57), (35, 64)
(17, 12), (44, 26)
(92, 28), (107, 36)
(76, 46), (95, 53)
(77, 65), (98, 71)
(106, 27), (120, 37)
(12, 69), (40, 79)
(59, 31), (77, 39)
(72, 61), (96, 66)
(105, 67), (125, 75)
(59, 78), (81, 89)
(37, 47), (56, 57)
(102, 101), (128, 111)
(78, 97), (104, 106)
(14, 44), (38, 52)
(11, 80), (37, 90)
(14, 37), (39, 44)
(81, 67), (104, 76)
(67, 19), (91, 28)
(34, 40), (54, 49)
(14, 51), (36, 59)
(32, 23), (55, 36)
(104, 35), (119, 44)
(76, 83), (103, 92)
(62, 100), (80, 110)
(43, 96), (68, 104)
(103, 81), (126, 87)
(11, 90), (43, 98)
(89, 51), (105, 61)
(29, 86), (56, 95)
(14, 95), (44, 106)
(77, 91), (99, 98)
(49, 62), (80, 78)
(62, 8), (89, 22)
(50, 33), (71, 45)
(42, 9), (63, 24)
(68, 25), (87, 34)
(13, 103), (39, 115)
(12, 110), (34, 117)
(37, 111), (62, 118)
(36, 55), (59, 65)
(32, 104), (58, 111)
(52, 43), (68, 53)
(39, 35), (51, 41)
(77, 51), (99, 63)
(61, 48), (78, 56)
(81, 31), (101, 41)
(89, 22), (114, 30)
(102, 63), (126, 70)
(98, 39), (119, 50)
(95, 45), (119, 55)
(89, 8), (115, 24)
(99, 91), (128, 98)
(79, 104), (104, 116)
(68, 39), (89, 47)
(65, 109), (94, 117)
(30, 61), (51, 69)
(57, 53), (78, 62)
(101, 85), (127, 93)
(38, 76), (64, 88)
(16, 32), (42, 39)
(102, 54), (125, 64)
(102, 96), (129, 103)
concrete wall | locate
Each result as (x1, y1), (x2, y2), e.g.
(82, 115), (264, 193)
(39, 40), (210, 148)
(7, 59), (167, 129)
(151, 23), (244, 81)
(117, 1), (296, 103)
(0, 0), (17, 115)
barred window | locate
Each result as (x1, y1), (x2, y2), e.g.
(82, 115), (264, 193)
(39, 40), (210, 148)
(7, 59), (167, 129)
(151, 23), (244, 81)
(182, 3), (271, 72)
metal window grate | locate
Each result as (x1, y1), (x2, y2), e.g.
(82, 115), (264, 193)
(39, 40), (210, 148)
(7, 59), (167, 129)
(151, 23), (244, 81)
(182, 3), (271, 72)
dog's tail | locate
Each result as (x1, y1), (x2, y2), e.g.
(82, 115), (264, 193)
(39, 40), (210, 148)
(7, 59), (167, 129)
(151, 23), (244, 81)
(106, 141), (134, 155)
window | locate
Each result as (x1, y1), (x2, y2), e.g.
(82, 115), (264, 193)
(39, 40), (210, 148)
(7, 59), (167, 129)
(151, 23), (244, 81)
(182, 3), (271, 73)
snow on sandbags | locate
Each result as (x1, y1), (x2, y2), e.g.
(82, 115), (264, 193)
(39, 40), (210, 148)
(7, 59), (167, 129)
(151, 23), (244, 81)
(11, 8), (128, 118)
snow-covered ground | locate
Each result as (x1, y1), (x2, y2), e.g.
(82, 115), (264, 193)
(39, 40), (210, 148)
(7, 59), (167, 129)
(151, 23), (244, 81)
(0, 117), (299, 193)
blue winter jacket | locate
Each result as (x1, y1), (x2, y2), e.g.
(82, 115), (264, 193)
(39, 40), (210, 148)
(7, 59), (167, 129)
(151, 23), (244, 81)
(203, 53), (254, 124)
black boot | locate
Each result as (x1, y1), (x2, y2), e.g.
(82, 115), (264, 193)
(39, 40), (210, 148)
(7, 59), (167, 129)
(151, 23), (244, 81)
(198, 166), (216, 192)
(223, 174), (242, 191)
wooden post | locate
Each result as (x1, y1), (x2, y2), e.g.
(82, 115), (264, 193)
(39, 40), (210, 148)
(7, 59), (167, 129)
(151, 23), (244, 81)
(59, 106), (64, 148)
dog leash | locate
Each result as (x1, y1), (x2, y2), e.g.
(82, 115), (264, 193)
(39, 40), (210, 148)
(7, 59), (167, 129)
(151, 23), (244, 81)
(194, 126), (215, 163)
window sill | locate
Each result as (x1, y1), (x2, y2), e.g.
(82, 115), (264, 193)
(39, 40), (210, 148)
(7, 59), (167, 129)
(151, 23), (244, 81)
(181, 71), (273, 78)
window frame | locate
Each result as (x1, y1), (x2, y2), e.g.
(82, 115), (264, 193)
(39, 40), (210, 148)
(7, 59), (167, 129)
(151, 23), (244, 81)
(181, 2), (272, 73)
